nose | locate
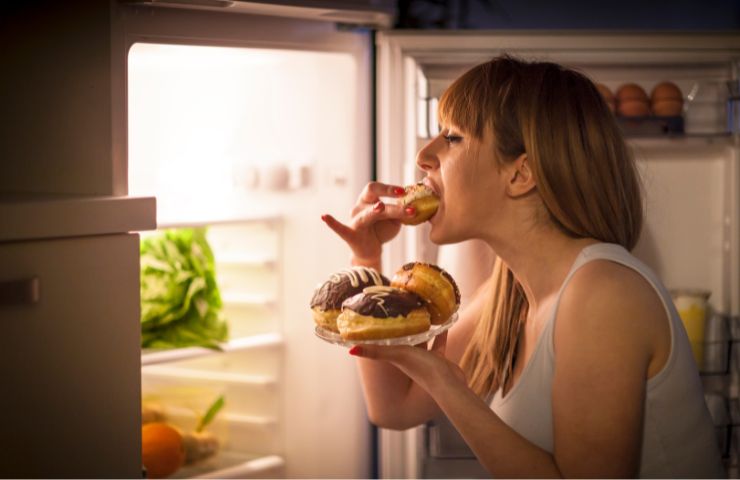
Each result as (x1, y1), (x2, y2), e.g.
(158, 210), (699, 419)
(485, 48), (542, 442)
(416, 137), (440, 172)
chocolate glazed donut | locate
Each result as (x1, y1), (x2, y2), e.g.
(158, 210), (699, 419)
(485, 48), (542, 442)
(337, 286), (431, 340)
(310, 267), (389, 332)
(391, 262), (461, 324)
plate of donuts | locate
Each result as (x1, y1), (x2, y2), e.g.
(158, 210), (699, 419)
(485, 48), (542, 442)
(315, 312), (459, 347)
(310, 261), (462, 347)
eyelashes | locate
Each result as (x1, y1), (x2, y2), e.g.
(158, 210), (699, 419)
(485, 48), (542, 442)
(444, 134), (463, 144)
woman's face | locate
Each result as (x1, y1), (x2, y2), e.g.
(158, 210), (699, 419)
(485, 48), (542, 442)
(416, 124), (507, 244)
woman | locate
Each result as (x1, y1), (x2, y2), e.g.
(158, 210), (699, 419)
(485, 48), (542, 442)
(321, 55), (723, 478)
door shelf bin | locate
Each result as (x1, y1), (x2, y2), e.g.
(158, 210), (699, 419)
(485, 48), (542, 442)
(173, 452), (285, 479)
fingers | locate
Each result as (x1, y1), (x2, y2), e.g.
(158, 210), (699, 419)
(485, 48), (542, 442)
(321, 214), (357, 243)
(351, 202), (414, 229)
(350, 332), (447, 360)
(359, 182), (406, 204)
(349, 344), (410, 360)
(430, 331), (448, 355)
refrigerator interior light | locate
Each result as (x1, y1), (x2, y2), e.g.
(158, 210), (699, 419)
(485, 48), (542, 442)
(128, 42), (355, 223)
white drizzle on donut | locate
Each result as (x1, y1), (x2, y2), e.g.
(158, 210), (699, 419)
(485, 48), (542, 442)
(330, 267), (384, 288)
(360, 285), (396, 316)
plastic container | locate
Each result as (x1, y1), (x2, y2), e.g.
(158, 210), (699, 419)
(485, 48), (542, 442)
(684, 81), (727, 135)
(705, 392), (732, 457)
(727, 80), (740, 135)
(671, 289), (711, 368)
(703, 313), (731, 374)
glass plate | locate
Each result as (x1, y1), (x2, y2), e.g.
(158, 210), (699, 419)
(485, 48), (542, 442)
(315, 313), (459, 347)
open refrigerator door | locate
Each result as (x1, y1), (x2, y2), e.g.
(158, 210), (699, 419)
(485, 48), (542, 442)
(125, 7), (378, 477)
(375, 31), (740, 478)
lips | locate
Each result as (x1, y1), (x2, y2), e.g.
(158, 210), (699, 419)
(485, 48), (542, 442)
(421, 177), (442, 223)
(422, 177), (441, 197)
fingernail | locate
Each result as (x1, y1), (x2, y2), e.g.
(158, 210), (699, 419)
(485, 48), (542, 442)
(373, 202), (384, 212)
(394, 187), (406, 196)
(321, 214), (329, 221)
(349, 345), (362, 356)
(405, 207), (416, 216)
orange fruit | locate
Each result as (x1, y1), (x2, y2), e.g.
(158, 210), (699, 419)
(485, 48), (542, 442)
(142, 422), (185, 478)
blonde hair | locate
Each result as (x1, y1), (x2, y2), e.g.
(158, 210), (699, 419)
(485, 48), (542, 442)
(441, 55), (644, 396)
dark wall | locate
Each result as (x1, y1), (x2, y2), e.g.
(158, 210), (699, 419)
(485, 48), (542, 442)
(396, 0), (740, 30)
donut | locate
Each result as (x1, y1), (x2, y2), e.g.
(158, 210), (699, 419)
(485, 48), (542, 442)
(391, 262), (460, 325)
(337, 286), (431, 340)
(310, 267), (389, 332)
(400, 182), (439, 226)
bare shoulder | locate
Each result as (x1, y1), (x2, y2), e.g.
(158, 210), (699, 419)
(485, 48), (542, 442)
(555, 259), (668, 356)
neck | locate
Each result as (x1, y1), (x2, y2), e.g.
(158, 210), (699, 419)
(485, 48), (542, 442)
(484, 225), (600, 314)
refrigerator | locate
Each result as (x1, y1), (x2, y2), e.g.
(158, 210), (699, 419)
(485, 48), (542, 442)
(3, 1), (740, 478)
(126, 13), (740, 477)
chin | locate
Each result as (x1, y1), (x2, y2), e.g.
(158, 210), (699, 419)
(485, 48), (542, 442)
(429, 222), (468, 245)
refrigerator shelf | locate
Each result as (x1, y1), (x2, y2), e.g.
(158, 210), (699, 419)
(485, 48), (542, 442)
(173, 452), (285, 479)
(628, 133), (734, 154)
(221, 292), (276, 307)
(142, 365), (277, 387)
(141, 332), (284, 366)
(148, 402), (278, 428)
(215, 252), (277, 268)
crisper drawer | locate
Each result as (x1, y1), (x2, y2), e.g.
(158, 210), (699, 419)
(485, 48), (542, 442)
(0, 234), (142, 478)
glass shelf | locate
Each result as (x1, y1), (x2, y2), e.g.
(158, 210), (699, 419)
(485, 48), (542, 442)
(141, 332), (283, 366)
(141, 364), (277, 387)
(173, 452), (284, 479)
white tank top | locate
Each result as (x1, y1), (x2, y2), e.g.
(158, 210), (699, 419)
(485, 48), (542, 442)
(489, 243), (725, 478)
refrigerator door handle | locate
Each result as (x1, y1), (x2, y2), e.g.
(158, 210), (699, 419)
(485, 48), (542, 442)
(0, 277), (40, 307)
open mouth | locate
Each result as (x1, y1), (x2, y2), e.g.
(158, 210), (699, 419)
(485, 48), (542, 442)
(421, 177), (440, 197)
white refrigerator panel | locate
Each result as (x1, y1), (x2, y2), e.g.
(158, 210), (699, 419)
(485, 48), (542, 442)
(632, 140), (740, 315)
(375, 31), (740, 478)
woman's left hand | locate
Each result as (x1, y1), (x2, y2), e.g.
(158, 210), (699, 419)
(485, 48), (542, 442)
(348, 331), (467, 394)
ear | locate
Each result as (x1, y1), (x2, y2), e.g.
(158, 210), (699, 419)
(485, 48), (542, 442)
(505, 153), (536, 197)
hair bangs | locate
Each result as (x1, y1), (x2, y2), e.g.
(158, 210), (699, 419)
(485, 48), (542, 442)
(437, 65), (490, 139)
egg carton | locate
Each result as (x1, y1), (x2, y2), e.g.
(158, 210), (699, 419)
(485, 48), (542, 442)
(615, 115), (685, 137)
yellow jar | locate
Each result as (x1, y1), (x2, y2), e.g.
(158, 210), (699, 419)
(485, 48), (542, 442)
(671, 289), (711, 368)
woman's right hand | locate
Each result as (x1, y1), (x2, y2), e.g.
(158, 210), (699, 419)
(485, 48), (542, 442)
(321, 182), (414, 267)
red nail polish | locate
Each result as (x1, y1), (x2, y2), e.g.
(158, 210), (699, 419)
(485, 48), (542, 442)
(349, 345), (362, 356)
(394, 187), (406, 196)
(405, 207), (416, 216)
(321, 214), (328, 221)
(373, 202), (384, 212)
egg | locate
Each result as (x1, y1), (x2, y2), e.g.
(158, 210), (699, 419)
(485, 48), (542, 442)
(651, 81), (684, 116)
(595, 83), (616, 113)
(616, 83), (649, 103)
(618, 99), (651, 117)
(652, 99), (683, 117)
(651, 81), (683, 102)
(615, 83), (650, 117)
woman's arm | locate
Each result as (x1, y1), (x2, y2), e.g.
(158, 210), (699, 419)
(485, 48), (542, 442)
(355, 282), (485, 429)
(352, 260), (666, 477)
(322, 180), (491, 430)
